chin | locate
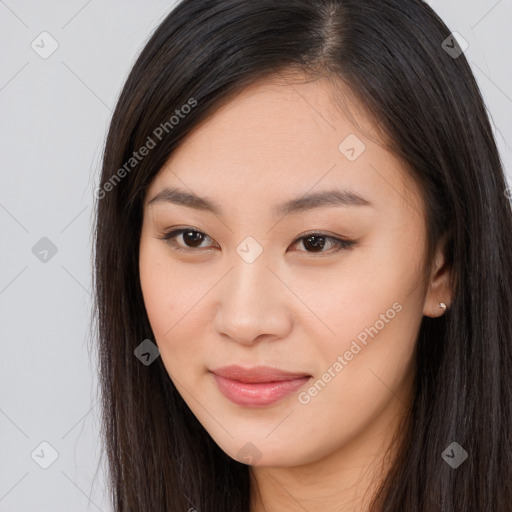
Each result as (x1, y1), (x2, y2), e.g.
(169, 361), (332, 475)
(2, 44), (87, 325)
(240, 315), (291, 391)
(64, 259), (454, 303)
(210, 437), (311, 468)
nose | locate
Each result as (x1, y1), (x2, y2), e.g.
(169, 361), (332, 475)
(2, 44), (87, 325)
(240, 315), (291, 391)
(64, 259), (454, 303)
(212, 256), (293, 346)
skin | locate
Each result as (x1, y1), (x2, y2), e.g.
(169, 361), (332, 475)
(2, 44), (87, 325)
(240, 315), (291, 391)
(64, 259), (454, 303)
(139, 73), (452, 511)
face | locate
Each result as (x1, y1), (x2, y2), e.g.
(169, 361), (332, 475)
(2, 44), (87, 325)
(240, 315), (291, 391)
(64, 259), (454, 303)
(139, 73), (451, 468)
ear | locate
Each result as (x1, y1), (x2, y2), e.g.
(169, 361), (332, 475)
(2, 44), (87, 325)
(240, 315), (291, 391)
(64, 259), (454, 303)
(423, 233), (453, 318)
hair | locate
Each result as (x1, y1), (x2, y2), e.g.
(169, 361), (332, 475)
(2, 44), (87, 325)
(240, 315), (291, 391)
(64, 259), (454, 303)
(92, 0), (512, 510)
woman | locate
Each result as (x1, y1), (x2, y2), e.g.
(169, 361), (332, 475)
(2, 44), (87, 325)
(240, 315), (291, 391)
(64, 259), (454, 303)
(93, 0), (512, 510)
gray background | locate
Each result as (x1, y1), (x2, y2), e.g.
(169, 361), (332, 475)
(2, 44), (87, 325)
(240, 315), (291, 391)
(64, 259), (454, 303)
(1, 1), (511, 510)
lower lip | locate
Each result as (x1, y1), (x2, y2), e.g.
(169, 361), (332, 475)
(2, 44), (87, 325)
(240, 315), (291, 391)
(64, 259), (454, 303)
(212, 373), (311, 407)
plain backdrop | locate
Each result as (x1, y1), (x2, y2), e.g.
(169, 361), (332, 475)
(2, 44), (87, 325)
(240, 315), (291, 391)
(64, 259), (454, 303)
(1, 1), (511, 510)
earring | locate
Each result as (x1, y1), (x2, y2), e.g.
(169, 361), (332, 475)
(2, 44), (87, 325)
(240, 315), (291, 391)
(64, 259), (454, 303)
(439, 302), (447, 311)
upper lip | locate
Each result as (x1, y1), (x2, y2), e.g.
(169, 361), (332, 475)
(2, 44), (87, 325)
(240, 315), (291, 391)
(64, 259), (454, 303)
(210, 365), (311, 383)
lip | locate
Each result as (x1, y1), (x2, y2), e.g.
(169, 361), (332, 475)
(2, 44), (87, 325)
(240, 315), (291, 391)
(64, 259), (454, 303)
(210, 365), (312, 407)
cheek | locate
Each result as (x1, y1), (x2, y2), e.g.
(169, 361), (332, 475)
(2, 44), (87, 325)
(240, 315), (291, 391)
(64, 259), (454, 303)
(289, 251), (423, 354)
(140, 240), (190, 329)
(139, 252), (172, 335)
(298, 243), (424, 408)
(297, 301), (419, 449)
(139, 241), (215, 372)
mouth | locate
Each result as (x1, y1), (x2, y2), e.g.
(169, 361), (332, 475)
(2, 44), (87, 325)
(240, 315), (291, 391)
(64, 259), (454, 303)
(210, 365), (312, 407)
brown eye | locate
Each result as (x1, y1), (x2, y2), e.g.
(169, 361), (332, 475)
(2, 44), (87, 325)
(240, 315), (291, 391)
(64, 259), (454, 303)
(302, 234), (329, 252)
(160, 228), (217, 251)
(291, 232), (355, 254)
(181, 230), (207, 247)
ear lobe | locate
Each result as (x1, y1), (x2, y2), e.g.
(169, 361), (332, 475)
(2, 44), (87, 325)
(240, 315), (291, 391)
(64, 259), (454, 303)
(423, 235), (453, 318)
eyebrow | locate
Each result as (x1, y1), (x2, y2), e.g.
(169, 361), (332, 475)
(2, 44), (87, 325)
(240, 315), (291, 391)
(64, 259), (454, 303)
(147, 186), (373, 216)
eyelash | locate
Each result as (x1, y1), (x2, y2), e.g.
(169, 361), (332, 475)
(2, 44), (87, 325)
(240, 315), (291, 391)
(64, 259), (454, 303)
(158, 227), (356, 255)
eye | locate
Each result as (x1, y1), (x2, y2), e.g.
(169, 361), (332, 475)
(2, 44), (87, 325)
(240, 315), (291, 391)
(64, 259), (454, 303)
(159, 228), (218, 251)
(158, 228), (356, 255)
(289, 232), (356, 255)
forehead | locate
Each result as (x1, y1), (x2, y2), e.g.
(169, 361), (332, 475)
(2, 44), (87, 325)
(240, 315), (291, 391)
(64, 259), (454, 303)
(146, 74), (423, 219)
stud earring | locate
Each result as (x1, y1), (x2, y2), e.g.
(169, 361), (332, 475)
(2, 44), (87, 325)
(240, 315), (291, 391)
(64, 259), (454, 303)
(439, 302), (447, 311)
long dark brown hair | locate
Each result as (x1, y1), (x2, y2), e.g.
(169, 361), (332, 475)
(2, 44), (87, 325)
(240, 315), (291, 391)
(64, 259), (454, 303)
(92, 1), (512, 510)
